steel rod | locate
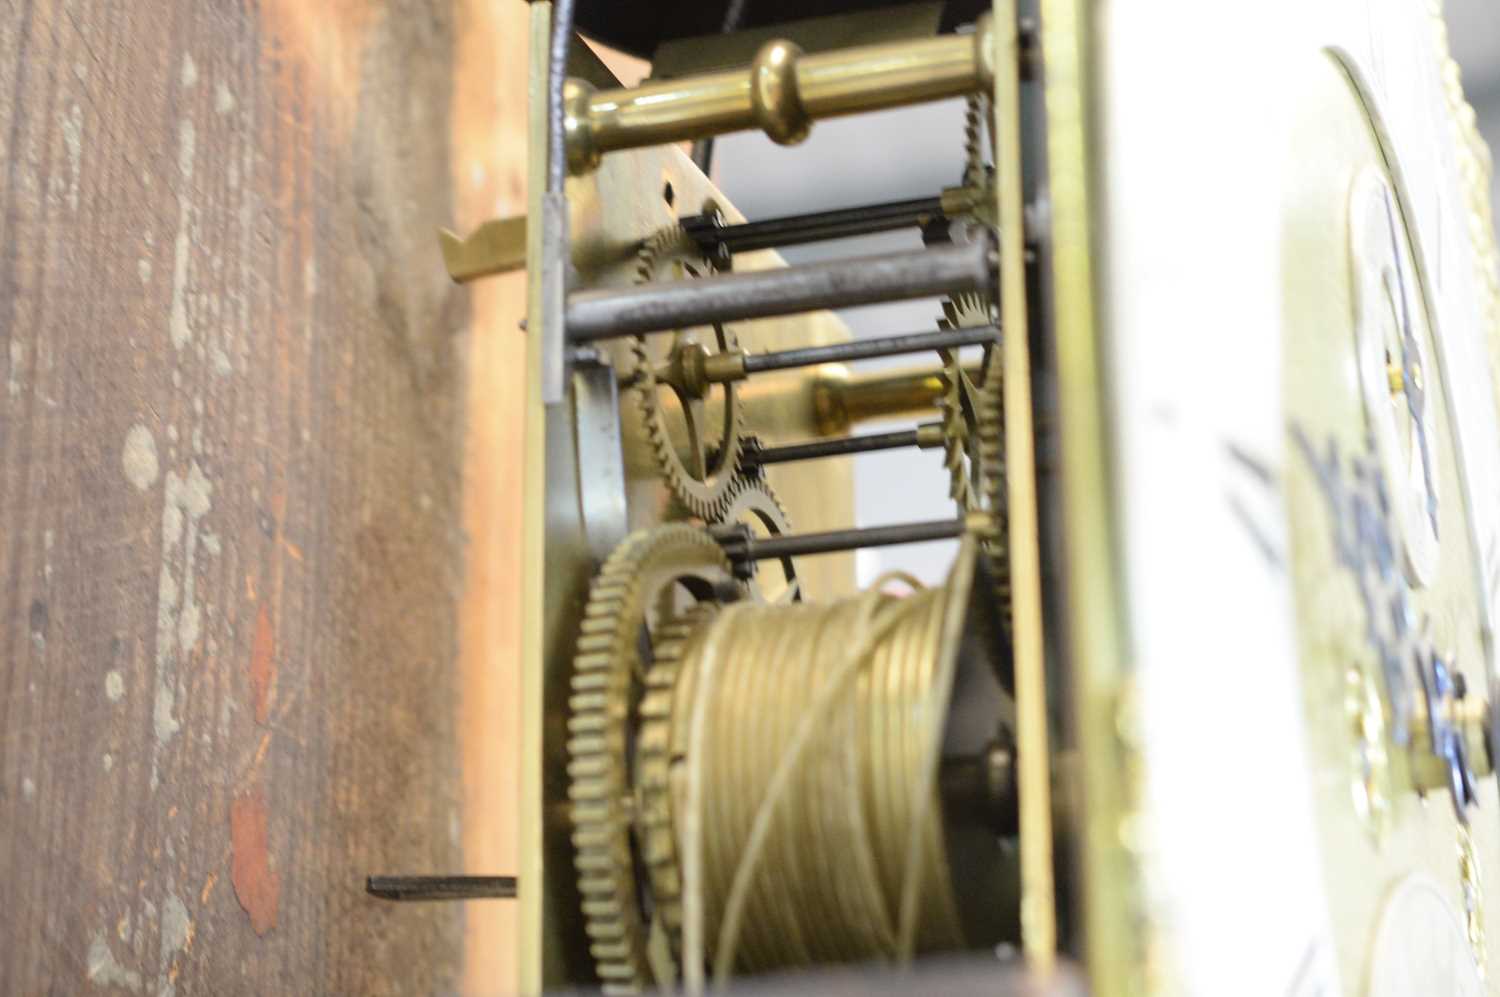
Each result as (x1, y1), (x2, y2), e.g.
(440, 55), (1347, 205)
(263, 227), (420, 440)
(718, 518), (965, 561)
(366, 875), (518, 902)
(684, 196), (946, 255)
(567, 239), (995, 342)
(743, 324), (996, 374)
(745, 424), (941, 466)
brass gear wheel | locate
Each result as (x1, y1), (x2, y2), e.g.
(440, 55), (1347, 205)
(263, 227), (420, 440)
(937, 291), (1009, 639)
(976, 347), (1010, 642)
(962, 92), (994, 192)
(936, 291), (998, 511)
(947, 99), (1009, 636)
(631, 225), (748, 521)
(568, 525), (740, 993)
(634, 603), (718, 977)
(720, 471), (799, 603)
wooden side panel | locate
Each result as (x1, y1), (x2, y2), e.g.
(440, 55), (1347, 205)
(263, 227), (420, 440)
(0, 2), (474, 991)
(450, 1), (528, 991)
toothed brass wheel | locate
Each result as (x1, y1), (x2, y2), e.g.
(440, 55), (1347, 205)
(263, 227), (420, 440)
(719, 472), (799, 603)
(975, 344), (1010, 642)
(631, 225), (748, 520)
(932, 290), (1009, 638)
(568, 525), (741, 993)
(634, 603), (719, 977)
(946, 97), (1009, 633)
(936, 291), (998, 512)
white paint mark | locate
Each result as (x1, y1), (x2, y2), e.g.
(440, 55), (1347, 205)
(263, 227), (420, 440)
(8, 340), (24, 398)
(46, 170), (67, 209)
(88, 933), (142, 992)
(304, 256), (317, 298)
(214, 81), (235, 114)
(103, 753), (114, 773)
(177, 609), (201, 659)
(152, 688), (178, 755)
(61, 102), (83, 211)
(156, 893), (192, 997)
(122, 425), (160, 492)
(21, 777), (36, 799)
(43, 528), (53, 582)
(177, 118), (194, 180)
(180, 54), (197, 89)
(151, 462), (213, 787)
(139, 230), (155, 287)
(160, 893), (190, 951)
(106, 670), (125, 702)
(168, 120), (196, 350)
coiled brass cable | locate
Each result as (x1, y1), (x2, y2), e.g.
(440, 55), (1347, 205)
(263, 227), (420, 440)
(671, 575), (968, 988)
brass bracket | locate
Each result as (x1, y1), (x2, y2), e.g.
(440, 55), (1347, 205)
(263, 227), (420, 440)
(439, 216), (527, 283)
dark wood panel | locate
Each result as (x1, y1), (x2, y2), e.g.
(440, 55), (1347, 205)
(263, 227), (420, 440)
(0, 1), (469, 991)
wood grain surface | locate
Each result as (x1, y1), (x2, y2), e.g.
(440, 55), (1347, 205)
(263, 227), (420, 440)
(0, 1), (523, 991)
(450, 1), (527, 992)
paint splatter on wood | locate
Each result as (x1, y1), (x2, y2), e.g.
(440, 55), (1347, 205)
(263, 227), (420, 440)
(250, 603), (275, 725)
(230, 789), (280, 936)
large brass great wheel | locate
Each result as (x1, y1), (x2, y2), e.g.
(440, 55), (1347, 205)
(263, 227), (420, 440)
(567, 526), (741, 992)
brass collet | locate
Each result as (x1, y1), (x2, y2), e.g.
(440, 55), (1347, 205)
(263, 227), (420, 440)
(750, 40), (809, 146)
(657, 343), (748, 398)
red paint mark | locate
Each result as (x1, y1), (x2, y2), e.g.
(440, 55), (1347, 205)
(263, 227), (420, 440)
(230, 788), (281, 936)
(250, 603), (275, 725)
